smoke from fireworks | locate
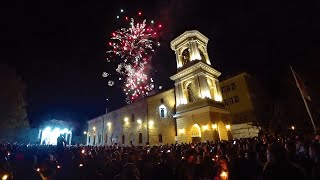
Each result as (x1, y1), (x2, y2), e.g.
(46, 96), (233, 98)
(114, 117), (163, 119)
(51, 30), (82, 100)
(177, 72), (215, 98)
(105, 11), (162, 104)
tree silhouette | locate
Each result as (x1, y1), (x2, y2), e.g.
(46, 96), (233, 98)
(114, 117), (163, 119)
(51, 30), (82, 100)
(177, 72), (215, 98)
(0, 64), (29, 129)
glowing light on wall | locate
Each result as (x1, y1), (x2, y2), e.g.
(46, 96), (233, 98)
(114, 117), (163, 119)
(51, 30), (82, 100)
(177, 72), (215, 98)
(215, 94), (223, 102)
(124, 117), (129, 122)
(212, 124), (217, 130)
(137, 119), (142, 124)
(202, 125), (209, 131)
(201, 90), (212, 99)
(226, 124), (231, 130)
(178, 128), (185, 134)
(107, 122), (111, 127)
(148, 120), (154, 126)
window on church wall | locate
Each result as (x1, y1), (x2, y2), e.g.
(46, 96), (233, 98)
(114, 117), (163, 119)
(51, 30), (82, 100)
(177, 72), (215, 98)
(159, 104), (167, 118)
(228, 97), (234, 105)
(122, 135), (125, 144)
(226, 85), (230, 92)
(181, 48), (190, 65)
(234, 96), (239, 103)
(139, 133), (142, 144)
(105, 134), (108, 144)
(131, 113), (135, 122)
(221, 86), (225, 93)
(98, 134), (101, 144)
(231, 83), (236, 90)
(159, 134), (163, 143)
(160, 108), (165, 117)
(93, 135), (96, 145)
(88, 136), (91, 144)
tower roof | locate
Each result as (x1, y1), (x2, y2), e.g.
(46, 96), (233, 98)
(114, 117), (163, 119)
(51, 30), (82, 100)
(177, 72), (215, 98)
(170, 30), (209, 50)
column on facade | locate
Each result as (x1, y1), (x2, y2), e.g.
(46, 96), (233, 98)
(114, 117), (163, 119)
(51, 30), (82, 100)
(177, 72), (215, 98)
(175, 83), (181, 106)
(203, 47), (211, 65)
(214, 79), (223, 101)
(189, 40), (201, 61)
(178, 82), (187, 104)
(198, 75), (211, 99)
(175, 50), (182, 68)
(208, 77), (218, 100)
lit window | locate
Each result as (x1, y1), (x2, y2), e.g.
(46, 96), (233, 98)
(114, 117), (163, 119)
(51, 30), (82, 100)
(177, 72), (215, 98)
(159, 104), (167, 118)
(160, 108), (165, 118)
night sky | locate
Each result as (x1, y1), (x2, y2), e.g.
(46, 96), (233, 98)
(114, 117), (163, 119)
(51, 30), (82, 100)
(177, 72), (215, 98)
(2, 0), (320, 127)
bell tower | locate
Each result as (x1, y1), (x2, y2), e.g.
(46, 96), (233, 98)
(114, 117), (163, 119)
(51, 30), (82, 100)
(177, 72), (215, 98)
(170, 30), (231, 142)
(170, 30), (223, 105)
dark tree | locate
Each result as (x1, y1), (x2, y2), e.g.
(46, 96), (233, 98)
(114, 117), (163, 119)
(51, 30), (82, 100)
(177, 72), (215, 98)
(0, 64), (29, 129)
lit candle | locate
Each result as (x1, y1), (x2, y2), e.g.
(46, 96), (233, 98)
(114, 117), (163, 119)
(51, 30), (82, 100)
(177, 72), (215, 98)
(220, 171), (228, 180)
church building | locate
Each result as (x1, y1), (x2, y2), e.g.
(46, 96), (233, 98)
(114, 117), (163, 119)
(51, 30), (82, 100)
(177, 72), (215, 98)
(86, 30), (234, 146)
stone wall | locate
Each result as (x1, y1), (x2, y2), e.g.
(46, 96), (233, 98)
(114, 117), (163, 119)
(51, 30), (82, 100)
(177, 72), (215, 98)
(147, 89), (176, 145)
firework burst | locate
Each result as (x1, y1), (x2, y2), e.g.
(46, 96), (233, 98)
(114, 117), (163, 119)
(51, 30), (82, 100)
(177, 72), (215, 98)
(105, 11), (162, 104)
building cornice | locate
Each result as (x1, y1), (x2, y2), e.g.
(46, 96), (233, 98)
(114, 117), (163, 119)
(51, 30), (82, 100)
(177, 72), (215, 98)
(170, 61), (221, 81)
(170, 30), (209, 50)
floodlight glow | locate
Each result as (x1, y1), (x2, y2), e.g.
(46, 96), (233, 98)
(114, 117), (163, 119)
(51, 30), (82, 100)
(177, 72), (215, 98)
(44, 127), (51, 132)
(107, 122), (111, 127)
(40, 126), (72, 145)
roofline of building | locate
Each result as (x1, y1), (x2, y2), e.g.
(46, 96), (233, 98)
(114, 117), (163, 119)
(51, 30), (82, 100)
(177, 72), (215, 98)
(220, 72), (251, 82)
(88, 88), (175, 122)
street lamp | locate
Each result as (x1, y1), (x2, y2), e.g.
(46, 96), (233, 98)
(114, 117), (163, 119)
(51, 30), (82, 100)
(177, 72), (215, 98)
(83, 131), (87, 135)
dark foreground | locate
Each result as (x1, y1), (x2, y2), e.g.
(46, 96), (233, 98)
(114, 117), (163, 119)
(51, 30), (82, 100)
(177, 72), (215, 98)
(1, 133), (320, 180)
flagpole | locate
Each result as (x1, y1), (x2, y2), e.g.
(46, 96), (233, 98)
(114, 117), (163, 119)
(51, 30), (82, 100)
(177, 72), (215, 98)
(290, 66), (317, 133)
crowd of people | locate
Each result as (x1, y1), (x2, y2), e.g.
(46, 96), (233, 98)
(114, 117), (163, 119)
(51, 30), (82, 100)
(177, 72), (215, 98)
(1, 132), (320, 180)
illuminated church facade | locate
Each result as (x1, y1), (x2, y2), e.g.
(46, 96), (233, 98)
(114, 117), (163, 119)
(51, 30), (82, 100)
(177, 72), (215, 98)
(86, 30), (235, 146)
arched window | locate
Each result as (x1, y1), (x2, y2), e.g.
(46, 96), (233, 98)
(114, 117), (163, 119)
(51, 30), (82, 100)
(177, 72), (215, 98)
(181, 48), (190, 65)
(122, 135), (125, 144)
(88, 136), (91, 144)
(139, 133), (142, 144)
(159, 134), (163, 143)
(159, 104), (167, 118)
(98, 134), (101, 144)
(187, 83), (196, 102)
(93, 135), (96, 145)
